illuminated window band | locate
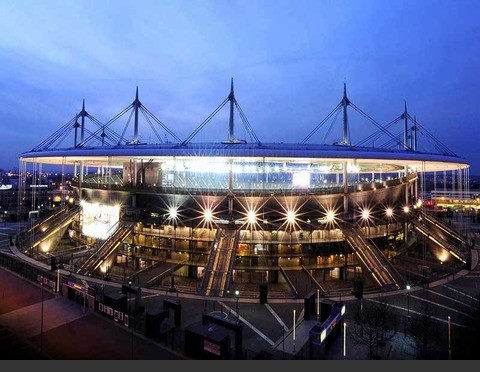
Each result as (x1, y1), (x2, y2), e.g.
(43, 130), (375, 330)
(81, 201), (120, 240)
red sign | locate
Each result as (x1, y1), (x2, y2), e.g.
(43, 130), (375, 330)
(204, 340), (221, 356)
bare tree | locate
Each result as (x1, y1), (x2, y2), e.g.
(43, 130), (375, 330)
(459, 294), (480, 359)
(352, 298), (394, 359)
(407, 301), (437, 359)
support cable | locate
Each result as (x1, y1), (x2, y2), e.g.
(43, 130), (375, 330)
(32, 117), (76, 151)
(141, 105), (182, 143)
(322, 107), (341, 144)
(407, 114), (456, 156)
(42, 124), (75, 150)
(118, 109), (135, 145)
(182, 97), (229, 145)
(77, 103), (133, 147)
(234, 100), (261, 144)
(355, 116), (403, 147)
(349, 102), (410, 150)
(140, 106), (164, 143)
(301, 103), (342, 144)
(84, 127), (113, 147)
(86, 114), (122, 143)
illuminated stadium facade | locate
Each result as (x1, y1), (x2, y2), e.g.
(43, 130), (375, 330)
(16, 82), (471, 298)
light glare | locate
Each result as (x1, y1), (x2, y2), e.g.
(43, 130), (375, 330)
(386, 208), (393, 217)
(169, 207), (178, 219)
(247, 210), (256, 224)
(204, 209), (213, 222)
(326, 210), (335, 222)
(286, 210), (296, 224)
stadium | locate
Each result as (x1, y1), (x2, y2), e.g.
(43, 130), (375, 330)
(15, 82), (471, 299)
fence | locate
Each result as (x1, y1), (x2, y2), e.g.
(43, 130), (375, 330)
(0, 251), (57, 293)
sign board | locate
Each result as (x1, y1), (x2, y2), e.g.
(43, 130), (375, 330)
(203, 340), (221, 356)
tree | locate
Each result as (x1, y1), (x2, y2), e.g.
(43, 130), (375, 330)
(457, 294), (480, 359)
(352, 298), (394, 359)
(407, 301), (437, 359)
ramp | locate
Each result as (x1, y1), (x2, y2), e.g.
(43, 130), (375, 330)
(21, 206), (80, 252)
(412, 216), (467, 264)
(342, 226), (403, 289)
(280, 267), (319, 298)
(129, 261), (184, 286)
(422, 212), (467, 245)
(201, 228), (239, 297)
(76, 220), (134, 275)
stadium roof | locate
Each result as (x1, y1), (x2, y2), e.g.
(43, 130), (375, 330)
(19, 142), (469, 172)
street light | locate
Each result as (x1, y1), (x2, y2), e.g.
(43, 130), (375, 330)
(316, 289), (320, 322)
(293, 309), (296, 353)
(40, 281), (44, 355)
(361, 208), (370, 221)
(204, 209), (213, 222)
(326, 210), (335, 223)
(168, 206), (178, 220)
(235, 289), (240, 321)
(343, 322), (347, 359)
(286, 210), (296, 224)
(448, 315), (451, 360)
(247, 210), (256, 225)
(386, 208), (393, 218)
(406, 285), (411, 317)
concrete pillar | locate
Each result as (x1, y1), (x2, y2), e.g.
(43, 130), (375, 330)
(79, 161), (84, 190)
(343, 161), (348, 213)
(404, 165), (409, 205)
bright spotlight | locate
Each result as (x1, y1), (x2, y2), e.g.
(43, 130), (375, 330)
(169, 207), (178, 219)
(403, 206), (410, 213)
(286, 210), (296, 224)
(326, 210), (335, 222)
(416, 199), (423, 208)
(204, 209), (213, 222)
(361, 209), (370, 220)
(386, 208), (393, 218)
(247, 210), (257, 224)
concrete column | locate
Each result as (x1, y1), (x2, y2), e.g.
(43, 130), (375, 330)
(343, 161), (348, 213)
(404, 165), (409, 205)
(79, 161), (84, 190)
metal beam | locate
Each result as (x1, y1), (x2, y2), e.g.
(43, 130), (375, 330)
(229, 78), (235, 142)
(342, 83), (349, 145)
(133, 86), (139, 144)
(80, 99), (86, 144)
(404, 101), (408, 148)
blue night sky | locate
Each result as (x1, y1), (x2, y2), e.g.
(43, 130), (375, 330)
(0, 0), (479, 172)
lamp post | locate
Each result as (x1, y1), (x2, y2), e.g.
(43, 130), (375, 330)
(128, 280), (135, 360)
(290, 225), (293, 257)
(293, 309), (296, 353)
(40, 281), (44, 356)
(235, 289), (240, 321)
(56, 269), (60, 294)
(316, 288), (320, 322)
(448, 315), (451, 360)
(406, 285), (411, 317)
(343, 322), (347, 359)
